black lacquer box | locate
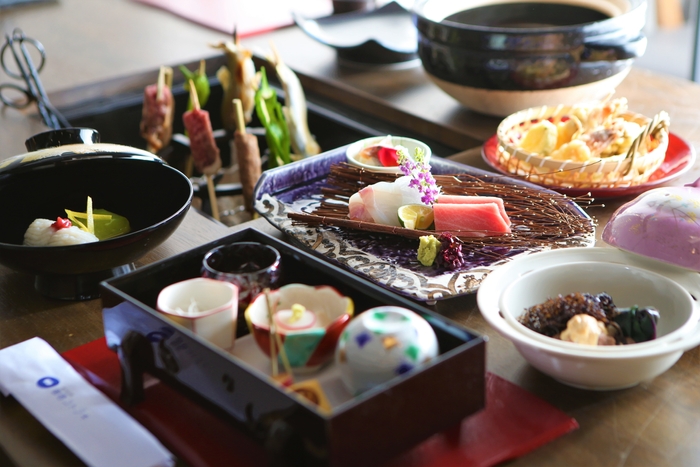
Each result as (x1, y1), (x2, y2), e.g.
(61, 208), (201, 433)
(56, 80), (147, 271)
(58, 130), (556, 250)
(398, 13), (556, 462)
(100, 227), (486, 466)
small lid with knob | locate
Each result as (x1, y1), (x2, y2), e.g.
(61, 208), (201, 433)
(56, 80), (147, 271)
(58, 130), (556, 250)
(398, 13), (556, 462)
(0, 128), (163, 177)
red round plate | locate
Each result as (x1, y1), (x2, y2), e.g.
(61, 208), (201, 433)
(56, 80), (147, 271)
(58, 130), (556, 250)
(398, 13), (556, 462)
(481, 133), (696, 199)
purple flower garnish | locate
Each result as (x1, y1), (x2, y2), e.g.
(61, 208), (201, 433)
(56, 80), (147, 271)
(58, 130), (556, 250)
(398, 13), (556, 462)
(398, 147), (440, 205)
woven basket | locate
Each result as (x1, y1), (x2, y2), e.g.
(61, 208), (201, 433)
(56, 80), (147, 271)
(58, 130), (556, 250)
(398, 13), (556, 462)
(496, 104), (670, 189)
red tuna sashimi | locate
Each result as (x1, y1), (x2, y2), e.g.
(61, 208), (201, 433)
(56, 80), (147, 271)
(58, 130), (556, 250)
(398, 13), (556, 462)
(433, 203), (511, 234)
(437, 195), (511, 226)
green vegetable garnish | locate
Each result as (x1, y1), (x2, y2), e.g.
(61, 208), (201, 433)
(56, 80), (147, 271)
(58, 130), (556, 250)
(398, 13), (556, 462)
(180, 60), (210, 111)
(417, 235), (440, 267)
(254, 67), (290, 168)
(65, 196), (131, 241)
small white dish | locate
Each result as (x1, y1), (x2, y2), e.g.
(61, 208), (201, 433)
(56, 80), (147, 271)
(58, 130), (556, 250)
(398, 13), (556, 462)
(345, 135), (431, 173)
(477, 247), (700, 390)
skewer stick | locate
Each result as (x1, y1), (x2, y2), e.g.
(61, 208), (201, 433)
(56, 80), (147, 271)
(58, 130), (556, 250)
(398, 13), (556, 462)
(274, 319), (293, 379)
(163, 66), (173, 90)
(207, 176), (220, 221)
(188, 80), (220, 221)
(264, 288), (293, 382)
(233, 98), (246, 134)
(264, 288), (279, 377)
(156, 66), (165, 101)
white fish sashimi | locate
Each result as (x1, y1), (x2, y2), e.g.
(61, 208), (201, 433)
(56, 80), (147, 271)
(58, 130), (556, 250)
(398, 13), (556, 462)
(48, 227), (99, 246)
(23, 219), (54, 246)
(348, 176), (424, 227)
(23, 218), (99, 246)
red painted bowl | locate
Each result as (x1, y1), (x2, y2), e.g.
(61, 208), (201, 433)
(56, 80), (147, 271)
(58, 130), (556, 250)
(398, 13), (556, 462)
(244, 284), (354, 372)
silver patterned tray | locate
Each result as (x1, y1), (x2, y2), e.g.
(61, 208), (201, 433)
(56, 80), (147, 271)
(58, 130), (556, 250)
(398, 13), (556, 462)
(253, 146), (595, 301)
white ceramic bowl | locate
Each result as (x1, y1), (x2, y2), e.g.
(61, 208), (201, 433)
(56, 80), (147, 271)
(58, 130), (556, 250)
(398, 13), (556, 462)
(345, 136), (431, 173)
(477, 247), (700, 390)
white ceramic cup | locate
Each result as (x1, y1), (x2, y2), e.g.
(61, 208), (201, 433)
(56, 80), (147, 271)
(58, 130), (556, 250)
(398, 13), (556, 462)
(156, 277), (238, 350)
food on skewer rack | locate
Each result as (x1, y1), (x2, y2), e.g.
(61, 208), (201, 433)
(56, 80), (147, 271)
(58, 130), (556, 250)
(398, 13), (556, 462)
(255, 67), (291, 168)
(211, 31), (258, 133)
(233, 98), (261, 213)
(182, 81), (222, 221)
(180, 60), (210, 111)
(140, 66), (174, 153)
(268, 41), (321, 159)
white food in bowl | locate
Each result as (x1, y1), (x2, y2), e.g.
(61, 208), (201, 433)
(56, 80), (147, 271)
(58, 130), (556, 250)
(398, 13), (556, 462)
(477, 247), (700, 390)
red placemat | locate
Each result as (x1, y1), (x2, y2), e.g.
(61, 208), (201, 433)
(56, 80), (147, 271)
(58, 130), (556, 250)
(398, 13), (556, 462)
(63, 338), (578, 467)
(134, 0), (333, 37)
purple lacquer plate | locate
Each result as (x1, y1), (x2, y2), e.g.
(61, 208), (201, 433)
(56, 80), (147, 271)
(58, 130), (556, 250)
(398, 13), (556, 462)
(253, 146), (595, 302)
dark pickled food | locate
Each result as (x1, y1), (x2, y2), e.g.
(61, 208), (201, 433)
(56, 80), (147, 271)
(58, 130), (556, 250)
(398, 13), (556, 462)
(517, 293), (659, 346)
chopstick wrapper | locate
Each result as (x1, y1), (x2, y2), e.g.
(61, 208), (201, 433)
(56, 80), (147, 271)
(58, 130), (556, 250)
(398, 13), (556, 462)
(0, 337), (174, 467)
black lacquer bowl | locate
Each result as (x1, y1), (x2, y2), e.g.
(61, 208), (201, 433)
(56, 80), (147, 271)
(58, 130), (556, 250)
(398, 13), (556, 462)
(412, 0), (647, 116)
(0, 128), (193, 300)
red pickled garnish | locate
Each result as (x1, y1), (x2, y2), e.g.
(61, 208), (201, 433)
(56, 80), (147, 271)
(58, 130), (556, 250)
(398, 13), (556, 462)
(436, 233), (466, 270)
(51, 217), (72, 230)
(377, 146), (399, 167)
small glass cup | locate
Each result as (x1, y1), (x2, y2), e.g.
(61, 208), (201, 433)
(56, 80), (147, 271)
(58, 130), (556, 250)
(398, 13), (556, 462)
(202, 242), (282, 334)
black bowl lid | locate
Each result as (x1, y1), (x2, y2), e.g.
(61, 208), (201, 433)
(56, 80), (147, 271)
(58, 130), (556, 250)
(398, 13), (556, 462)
(25, 128), (101, 151)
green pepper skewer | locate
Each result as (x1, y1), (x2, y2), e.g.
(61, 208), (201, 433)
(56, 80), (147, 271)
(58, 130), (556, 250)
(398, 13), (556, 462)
(255, 67), (290, 167)
(180, 59), (210, 111)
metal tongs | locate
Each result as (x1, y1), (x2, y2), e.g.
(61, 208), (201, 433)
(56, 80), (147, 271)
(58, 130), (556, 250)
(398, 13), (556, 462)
(0, 28), (69, 129)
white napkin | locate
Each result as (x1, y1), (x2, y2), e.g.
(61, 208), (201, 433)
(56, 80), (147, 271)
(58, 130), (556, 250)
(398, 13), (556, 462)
(0, 337), (174, 467)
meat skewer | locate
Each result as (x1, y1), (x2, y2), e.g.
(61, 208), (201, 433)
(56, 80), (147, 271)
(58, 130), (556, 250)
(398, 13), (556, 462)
(182, 80), (221, 221)
(140, 66), (174, 153)
(233, 98), (261, 213)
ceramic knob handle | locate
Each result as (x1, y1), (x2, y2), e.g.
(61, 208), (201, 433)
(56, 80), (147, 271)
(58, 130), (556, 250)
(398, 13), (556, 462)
(25, 127), (101, 151)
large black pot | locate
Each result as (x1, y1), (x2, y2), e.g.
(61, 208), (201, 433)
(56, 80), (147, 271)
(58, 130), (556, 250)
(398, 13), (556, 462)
(412, 0), (647, 115)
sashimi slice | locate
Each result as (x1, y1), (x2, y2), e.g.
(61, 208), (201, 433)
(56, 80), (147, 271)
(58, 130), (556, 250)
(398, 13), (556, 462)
(348, 176), (423, 227)
(433, 203), (511, 234)
(437, 195), (511, 226)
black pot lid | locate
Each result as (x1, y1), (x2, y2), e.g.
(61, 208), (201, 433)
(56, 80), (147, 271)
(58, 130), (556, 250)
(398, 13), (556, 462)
(294, 1), (418, 65)
(0, 128), (164, 177)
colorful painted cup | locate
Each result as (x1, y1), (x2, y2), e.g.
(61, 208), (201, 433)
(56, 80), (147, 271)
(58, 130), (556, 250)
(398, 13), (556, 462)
(245, 284), (354, 372)
(335, 306), (439, 394)
(156, 277), (238, 350)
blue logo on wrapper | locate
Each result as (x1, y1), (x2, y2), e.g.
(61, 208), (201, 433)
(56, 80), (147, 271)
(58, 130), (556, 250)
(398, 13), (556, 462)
(37, 377), (59, 388)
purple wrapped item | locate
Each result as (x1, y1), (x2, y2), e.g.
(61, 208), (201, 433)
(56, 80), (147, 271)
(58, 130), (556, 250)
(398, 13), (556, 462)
(602, 178), (700, 271)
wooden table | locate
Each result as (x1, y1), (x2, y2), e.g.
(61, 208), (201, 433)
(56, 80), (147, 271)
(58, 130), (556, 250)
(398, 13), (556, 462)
(2, 1), (700, 466)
